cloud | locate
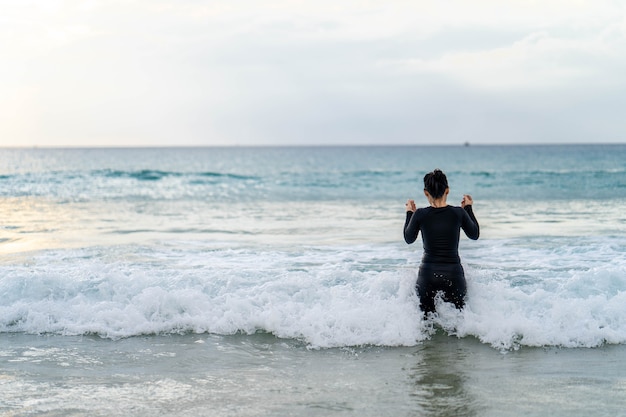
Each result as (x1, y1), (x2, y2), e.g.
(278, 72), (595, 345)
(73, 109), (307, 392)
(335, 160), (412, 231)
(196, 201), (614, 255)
(385, 27), (626, 91)
(1, 0), (625, 146)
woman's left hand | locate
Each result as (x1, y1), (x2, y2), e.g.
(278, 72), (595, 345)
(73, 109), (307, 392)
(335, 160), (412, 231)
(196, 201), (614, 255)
(461, 194), (473, 207)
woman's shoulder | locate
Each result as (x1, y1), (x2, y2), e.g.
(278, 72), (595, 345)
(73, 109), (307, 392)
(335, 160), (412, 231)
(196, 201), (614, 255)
(447, 205), (468, 217)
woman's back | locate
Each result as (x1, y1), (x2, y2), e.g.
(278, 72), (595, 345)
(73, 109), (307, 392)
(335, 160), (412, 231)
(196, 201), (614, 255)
(404, 205), (479, 264)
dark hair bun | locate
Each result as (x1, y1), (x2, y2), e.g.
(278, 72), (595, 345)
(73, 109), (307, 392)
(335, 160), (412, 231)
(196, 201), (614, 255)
(423, 169), (448, 199)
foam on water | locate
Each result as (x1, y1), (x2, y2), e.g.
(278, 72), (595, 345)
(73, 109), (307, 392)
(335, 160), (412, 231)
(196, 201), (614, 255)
(2, 235), (625, 350)
(0, 244), (421, 347)
(1, 146), (626, 351)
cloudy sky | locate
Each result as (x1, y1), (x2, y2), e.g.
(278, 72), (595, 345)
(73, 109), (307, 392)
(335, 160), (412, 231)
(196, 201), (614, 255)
(2, 0), (625, 147)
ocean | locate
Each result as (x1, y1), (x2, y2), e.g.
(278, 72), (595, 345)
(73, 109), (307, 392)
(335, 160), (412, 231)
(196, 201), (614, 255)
(1, 145), (625, 416)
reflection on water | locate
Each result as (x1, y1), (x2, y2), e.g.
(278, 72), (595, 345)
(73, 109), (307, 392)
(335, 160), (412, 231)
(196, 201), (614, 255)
(0, 196), (400, 257)
(0, 197), (70, 254)
(408, 332), (482, 417)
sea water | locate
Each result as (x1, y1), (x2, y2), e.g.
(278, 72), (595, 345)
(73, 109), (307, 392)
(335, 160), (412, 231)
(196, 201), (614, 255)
(1, 145), (626, 416)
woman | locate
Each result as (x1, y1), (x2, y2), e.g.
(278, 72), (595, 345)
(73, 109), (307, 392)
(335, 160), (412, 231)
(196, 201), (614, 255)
(403, 169), (479, 315)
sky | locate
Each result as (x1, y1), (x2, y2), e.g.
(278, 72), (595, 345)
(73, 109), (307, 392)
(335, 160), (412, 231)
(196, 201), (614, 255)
(1, 0), (625, 147)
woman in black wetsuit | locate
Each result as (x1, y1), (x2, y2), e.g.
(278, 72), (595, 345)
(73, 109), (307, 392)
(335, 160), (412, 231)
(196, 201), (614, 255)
(403, 169), (479, 315)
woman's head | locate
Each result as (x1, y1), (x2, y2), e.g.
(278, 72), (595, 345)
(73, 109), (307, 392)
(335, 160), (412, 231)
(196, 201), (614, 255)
(423, 169), (449, 199)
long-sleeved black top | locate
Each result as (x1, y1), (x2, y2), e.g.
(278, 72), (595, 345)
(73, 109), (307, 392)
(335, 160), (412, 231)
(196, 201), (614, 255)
(404, 205), (479, 264)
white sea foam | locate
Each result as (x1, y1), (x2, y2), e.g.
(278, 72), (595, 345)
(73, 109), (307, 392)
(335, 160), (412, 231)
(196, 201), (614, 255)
(2, 146), (626, 351)
(1, 236), (625, 350)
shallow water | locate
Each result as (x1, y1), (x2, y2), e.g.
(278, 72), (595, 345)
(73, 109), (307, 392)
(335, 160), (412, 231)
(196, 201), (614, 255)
(2, 332), (625, 416)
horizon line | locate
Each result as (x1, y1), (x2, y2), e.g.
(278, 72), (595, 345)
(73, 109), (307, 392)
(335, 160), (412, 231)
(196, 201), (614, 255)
(2, 142), (624, 150)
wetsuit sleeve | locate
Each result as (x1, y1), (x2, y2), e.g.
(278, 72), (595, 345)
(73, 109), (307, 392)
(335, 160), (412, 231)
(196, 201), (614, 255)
(404, 211), (420, 244)
(461, 205), (480, 240)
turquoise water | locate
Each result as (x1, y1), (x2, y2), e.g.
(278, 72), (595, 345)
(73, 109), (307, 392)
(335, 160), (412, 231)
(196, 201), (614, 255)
(1, 145), (624, 201)
(1, 145), (626, 415)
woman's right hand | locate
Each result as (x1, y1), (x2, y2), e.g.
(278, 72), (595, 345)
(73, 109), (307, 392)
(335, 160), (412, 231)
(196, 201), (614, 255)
(405, 199), (416, 212)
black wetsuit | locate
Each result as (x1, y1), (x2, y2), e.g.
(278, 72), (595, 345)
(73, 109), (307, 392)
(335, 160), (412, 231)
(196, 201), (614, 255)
(403, 205), (479, 314)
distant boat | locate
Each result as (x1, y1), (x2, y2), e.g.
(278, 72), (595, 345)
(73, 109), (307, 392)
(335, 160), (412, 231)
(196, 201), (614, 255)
(464, 141), (470, 147)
